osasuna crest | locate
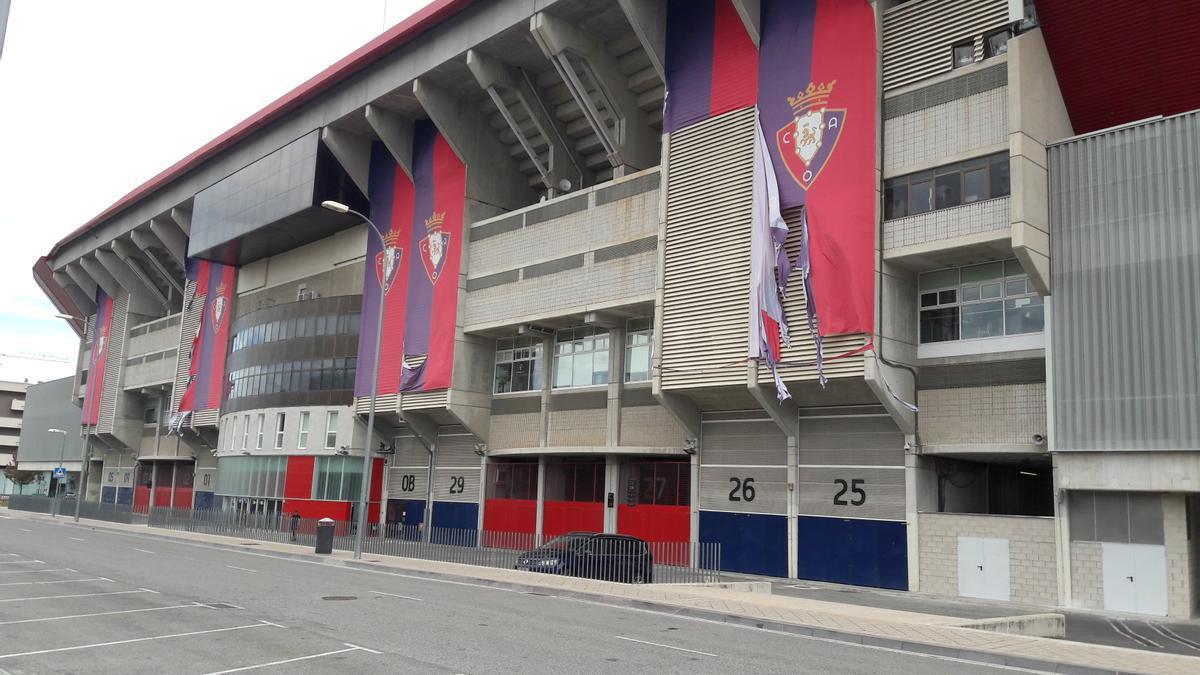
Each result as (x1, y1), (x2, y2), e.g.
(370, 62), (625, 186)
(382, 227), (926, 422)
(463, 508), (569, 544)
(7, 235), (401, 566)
(777, 80), (845, 190)
(211, 282), (228, 331)
(419, 211), (451, 285)
(375, 229), (404, 294)
(95, 333), (107, 360)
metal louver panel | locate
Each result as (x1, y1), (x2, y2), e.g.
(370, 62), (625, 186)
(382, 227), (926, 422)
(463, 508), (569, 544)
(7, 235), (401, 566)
(661, 107), (756, 390)
(882, 0), (1009, 91)
(355, 394), (398, 415)
(97, 291), (129, 434)
(797, 410), (904, 522)
(435, 431), (479, 468)
(402, 390), (448, 411)
(170, 279), (202, 414)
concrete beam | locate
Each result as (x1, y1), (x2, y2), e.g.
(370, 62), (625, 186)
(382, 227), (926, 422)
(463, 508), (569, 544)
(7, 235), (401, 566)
(413, 77), (532, 211)
(530, 11), (658, 171)
(62, 263), (98, 303)
(652, 390), (701, 442)
(321, 125), (372, 198)
(864, 352), (917, 436)
(129, 229), (185, 296)
(77, 256), (121, 302)
(53, 271), (96, 315)
(466, 49), (588, 192)
(168, 207), (192, 235)
(747, 364), (799, 437)
(364, 104), (414, 180)
(111, 239), (170, 310)
(399, 410), (439, 453)
(94, 248), (161, 316)
(729, 0), (761, 47)
(617, 0), (667, 80)
(149, 217), (187, 267)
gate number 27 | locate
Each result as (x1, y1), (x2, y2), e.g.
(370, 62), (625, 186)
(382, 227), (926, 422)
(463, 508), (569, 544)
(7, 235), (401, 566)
(833, 478), (866, 506)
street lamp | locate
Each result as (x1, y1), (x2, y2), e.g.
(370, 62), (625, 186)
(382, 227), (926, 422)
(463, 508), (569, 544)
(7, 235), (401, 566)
(47, 428), (67, 497)
(321, 199), (382, 559)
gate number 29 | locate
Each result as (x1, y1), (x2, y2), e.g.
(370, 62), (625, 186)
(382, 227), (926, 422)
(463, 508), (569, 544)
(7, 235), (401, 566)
(833, 478), (866, 506)
(448, 475), (465, 494)
(728, 477), (756, 502)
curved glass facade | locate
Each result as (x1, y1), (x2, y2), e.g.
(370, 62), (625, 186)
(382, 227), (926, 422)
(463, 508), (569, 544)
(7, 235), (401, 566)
(228, 357), (357, 400)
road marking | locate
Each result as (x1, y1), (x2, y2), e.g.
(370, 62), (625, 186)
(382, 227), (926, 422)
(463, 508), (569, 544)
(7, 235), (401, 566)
(17, 529), (31, 533)
(225, 565), (257, 573)
(1108, 619), (1163, 649)
(0, 603), (207, 625)
(0, 577), (112, 587)
(0, 621), (278, 659)
(0, 589), (152, 603)
(614, 636), (716, 657)
(68, 537), (86, 541)
(258, 620), (286, 628)
(202, 643), (379, 674)
(0, 560), (43, 565)
(372, 590), (423, 602)
(140, 588), (160, 594)
(1148, 622), (1200, 651)
(132, 548), (156, 554)
(0, 568), (72, 575)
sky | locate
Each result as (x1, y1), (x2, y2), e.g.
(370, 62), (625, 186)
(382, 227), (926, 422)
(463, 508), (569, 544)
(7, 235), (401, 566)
(0, 0), (427, 384)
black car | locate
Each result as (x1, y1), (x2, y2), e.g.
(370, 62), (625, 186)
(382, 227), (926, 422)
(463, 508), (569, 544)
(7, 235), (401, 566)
(515, 532), (654, 583)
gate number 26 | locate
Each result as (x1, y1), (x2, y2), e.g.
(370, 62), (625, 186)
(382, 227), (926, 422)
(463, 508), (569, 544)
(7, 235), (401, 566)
(728, 477), (756, 502)
(833, 478), (866, 506)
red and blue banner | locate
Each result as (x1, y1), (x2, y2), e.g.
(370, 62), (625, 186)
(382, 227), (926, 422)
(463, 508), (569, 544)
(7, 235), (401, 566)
(664, 0), (758, 134)
(82, 289), (113, 426)
(758, 0), (876, 337)
(355, 120), (465, 397)
(178, 259), (237, 412)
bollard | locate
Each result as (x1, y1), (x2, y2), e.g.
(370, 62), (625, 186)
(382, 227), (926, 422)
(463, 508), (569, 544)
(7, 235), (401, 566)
(315, 517), (335, 554)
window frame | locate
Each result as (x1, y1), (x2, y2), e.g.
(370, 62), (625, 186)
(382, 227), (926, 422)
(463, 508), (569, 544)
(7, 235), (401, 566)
(624, 317), (654, 383)
(917, 259), (1044, 346)
(493, 336), (544, 394)
(324, 410), (339, 450)
(884, 152), (1010, 221)
(951, 40), (975, 69)
(241, 414), (250, 450)
(274, 413), (286, 449)
(298, 412), (310, 450)
(552, 326), (610, 389)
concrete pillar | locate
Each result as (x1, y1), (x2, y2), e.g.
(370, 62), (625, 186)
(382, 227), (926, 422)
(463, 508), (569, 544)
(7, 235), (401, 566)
(535, 455), (546, 540)
(606, 327), (625, 447)
(538, 336), (552, 447)
(604, 455), (620, 533)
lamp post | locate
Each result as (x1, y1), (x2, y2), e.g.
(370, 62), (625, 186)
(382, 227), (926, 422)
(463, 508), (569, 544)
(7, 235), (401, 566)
(47, 428), (67, 497)
(321, 199), (383, 560)
(58, 310), (91, 522)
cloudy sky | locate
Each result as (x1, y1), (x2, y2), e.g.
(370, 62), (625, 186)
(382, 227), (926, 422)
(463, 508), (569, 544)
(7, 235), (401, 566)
(0, 0), (426, 384)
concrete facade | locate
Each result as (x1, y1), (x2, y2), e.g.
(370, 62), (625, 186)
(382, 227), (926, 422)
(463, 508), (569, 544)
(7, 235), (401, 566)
(918, 512), (1057, 606)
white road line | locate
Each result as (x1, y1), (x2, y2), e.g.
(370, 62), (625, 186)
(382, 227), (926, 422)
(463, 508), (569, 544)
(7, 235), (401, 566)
(614, 636), (717, 657)
(0, 621), (278, 659)
(0, 560), (43, 565)
(0, 603), (207, 625)
(225, 565), (257, 573)
(343, 643), (382, 655)
(258, 620), (286, 628)
(140, 588), (160, 594)
(1121, 620), (1164, 650)
(1148, 623), (1200, 651)
(372, 590), (423, 602)
(1109, 618), (1162, 649)
(202, 644), (375, 674)
(0, 568), (72, 575)
(132, 548), (156, 554)
(17, 529), (31, 533)
(0, 577), (112, 587)
(0, 589), (152, 603)
(68, 537), (86, 541)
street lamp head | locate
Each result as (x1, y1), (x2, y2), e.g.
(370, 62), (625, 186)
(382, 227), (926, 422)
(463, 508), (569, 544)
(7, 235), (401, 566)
(320, 200), (350, 214)
(47, 428), (67, 434)
(55, 313), (83, 321)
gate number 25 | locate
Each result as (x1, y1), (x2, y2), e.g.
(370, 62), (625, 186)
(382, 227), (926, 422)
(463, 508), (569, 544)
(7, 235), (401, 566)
(833, 478), (866, 506)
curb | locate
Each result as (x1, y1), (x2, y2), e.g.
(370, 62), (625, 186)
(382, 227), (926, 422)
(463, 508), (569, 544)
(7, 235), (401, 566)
(20, 513), (1139, 675)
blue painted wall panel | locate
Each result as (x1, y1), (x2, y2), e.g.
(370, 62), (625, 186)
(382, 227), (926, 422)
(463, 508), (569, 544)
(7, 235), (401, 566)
(100, 486), (116, 504)
(797, 516), (908, 590)
(116, 487), (133, 506)
(194, 491), (217, 510)
(699, 510), (788, 577)
(431, 501), (479, 545)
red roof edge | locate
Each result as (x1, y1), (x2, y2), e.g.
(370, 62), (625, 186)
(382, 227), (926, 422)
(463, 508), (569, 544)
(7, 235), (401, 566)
(48, 0), (475, 258)
(33, 257), (86, 337)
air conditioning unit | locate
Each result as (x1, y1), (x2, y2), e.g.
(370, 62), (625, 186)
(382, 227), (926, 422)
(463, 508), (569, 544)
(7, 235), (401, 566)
(297, 288), (320, 302)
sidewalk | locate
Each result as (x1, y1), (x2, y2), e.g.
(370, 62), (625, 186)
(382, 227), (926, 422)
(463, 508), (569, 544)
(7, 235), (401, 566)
(12, 509), (1200, 675)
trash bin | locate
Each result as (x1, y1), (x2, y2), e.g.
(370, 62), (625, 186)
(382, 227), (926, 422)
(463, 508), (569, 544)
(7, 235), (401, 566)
(315, 517), (335, 554)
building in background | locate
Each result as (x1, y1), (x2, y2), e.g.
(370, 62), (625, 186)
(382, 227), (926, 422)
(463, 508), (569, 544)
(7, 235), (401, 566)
(26, 0), (1200, 618)
(12, 377), (83, 496)
(0, 380), (28, 492)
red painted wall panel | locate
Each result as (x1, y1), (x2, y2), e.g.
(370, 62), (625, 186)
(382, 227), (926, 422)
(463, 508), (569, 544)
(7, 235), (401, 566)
(616, 504), (690, 543)
(282, 499), (352, 522)
(153, 487), (172, 508)
(173, 488), (193, 509)
(134, 486), (151, 511)
(483, 499), (536, 533)
(284, 456), (315, 499)
(542, 501), (604, 538)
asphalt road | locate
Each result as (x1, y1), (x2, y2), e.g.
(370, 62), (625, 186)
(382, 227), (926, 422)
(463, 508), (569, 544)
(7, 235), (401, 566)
(770, 579), (1200, 657)
(0, 514), (1019, 675)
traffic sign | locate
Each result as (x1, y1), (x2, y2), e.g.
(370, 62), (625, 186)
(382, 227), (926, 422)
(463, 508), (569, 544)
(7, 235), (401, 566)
(52, 467), (67, 479)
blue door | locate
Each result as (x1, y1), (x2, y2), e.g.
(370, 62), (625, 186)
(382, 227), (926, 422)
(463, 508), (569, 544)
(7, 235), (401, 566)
(797, 516), (907, 590)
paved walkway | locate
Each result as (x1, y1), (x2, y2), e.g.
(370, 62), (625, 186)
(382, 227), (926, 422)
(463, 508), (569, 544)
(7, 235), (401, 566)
(10, 509), (1200, 675)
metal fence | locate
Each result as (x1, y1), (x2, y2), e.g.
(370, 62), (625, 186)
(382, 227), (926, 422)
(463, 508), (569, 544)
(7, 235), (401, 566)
(7, 497), (721, 584)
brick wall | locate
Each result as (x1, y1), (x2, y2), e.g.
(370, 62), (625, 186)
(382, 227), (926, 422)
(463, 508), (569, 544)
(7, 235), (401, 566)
(920, 383), (1045, 448)
(884, 86), (1008, 174)
(883, 197), (1010, 250)
(1163, 494), (1194, 618)
(1070, 540), (1104, 610)
(547, 408), (606, 447)
(488, 412), (539, 450)
(918, 512), (1057, 605)
(619, 405), (687, 447)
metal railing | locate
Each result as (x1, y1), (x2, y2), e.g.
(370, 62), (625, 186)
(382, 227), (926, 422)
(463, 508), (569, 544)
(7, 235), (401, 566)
(6, 497), (722, 584)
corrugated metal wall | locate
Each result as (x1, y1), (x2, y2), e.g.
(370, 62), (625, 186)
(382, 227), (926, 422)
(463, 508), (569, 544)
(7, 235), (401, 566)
(432, 427), (480, 503)
(797, 406), (905, 521)
(1050, 111), (1200, 451)
(699, 414), (788, 515)
(882, 0), (1009, 91)
(387, 431), (429, 500)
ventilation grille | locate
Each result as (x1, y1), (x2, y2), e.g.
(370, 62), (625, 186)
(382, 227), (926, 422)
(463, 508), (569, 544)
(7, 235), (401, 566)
(882, 0), (1009, 91)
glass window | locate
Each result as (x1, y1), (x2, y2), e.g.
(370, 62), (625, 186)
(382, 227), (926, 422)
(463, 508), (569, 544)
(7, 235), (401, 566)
(625, 318), (653, 383)
(255, 414), (265, 450)
(920, 307), (959, 343)
(963, 168), (987, 203)
(494, 337), (544, 393)
(143, 403), (158, 425)
(274, 413), (285, 449)
(952, 41), (974, 68)
(885, 153), (1010, 221)
(984, 29), (1011, 58)
(298, 412), (309, 449)
(919, 259), (1043, 344)
(884, 182), (908, 220)
(241, 415), (250, 450)
(314, 456), (363, 502)
(325, 411), (339, 450)
(935, 172), (961, 209)
(553, 327), (610, 388)
(990, 155), (1010, 197)
(909, 180), (934, 215)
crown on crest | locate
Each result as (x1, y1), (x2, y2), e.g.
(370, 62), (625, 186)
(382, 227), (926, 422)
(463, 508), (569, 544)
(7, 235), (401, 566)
(425, 211), (446, 232)
(381, 229), (402, 247)
(215, 282), (227, 296)
(788, 80), (837, 113)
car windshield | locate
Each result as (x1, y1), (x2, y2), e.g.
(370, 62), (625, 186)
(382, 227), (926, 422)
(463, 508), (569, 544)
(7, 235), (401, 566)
(542, 534), (591, 550)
